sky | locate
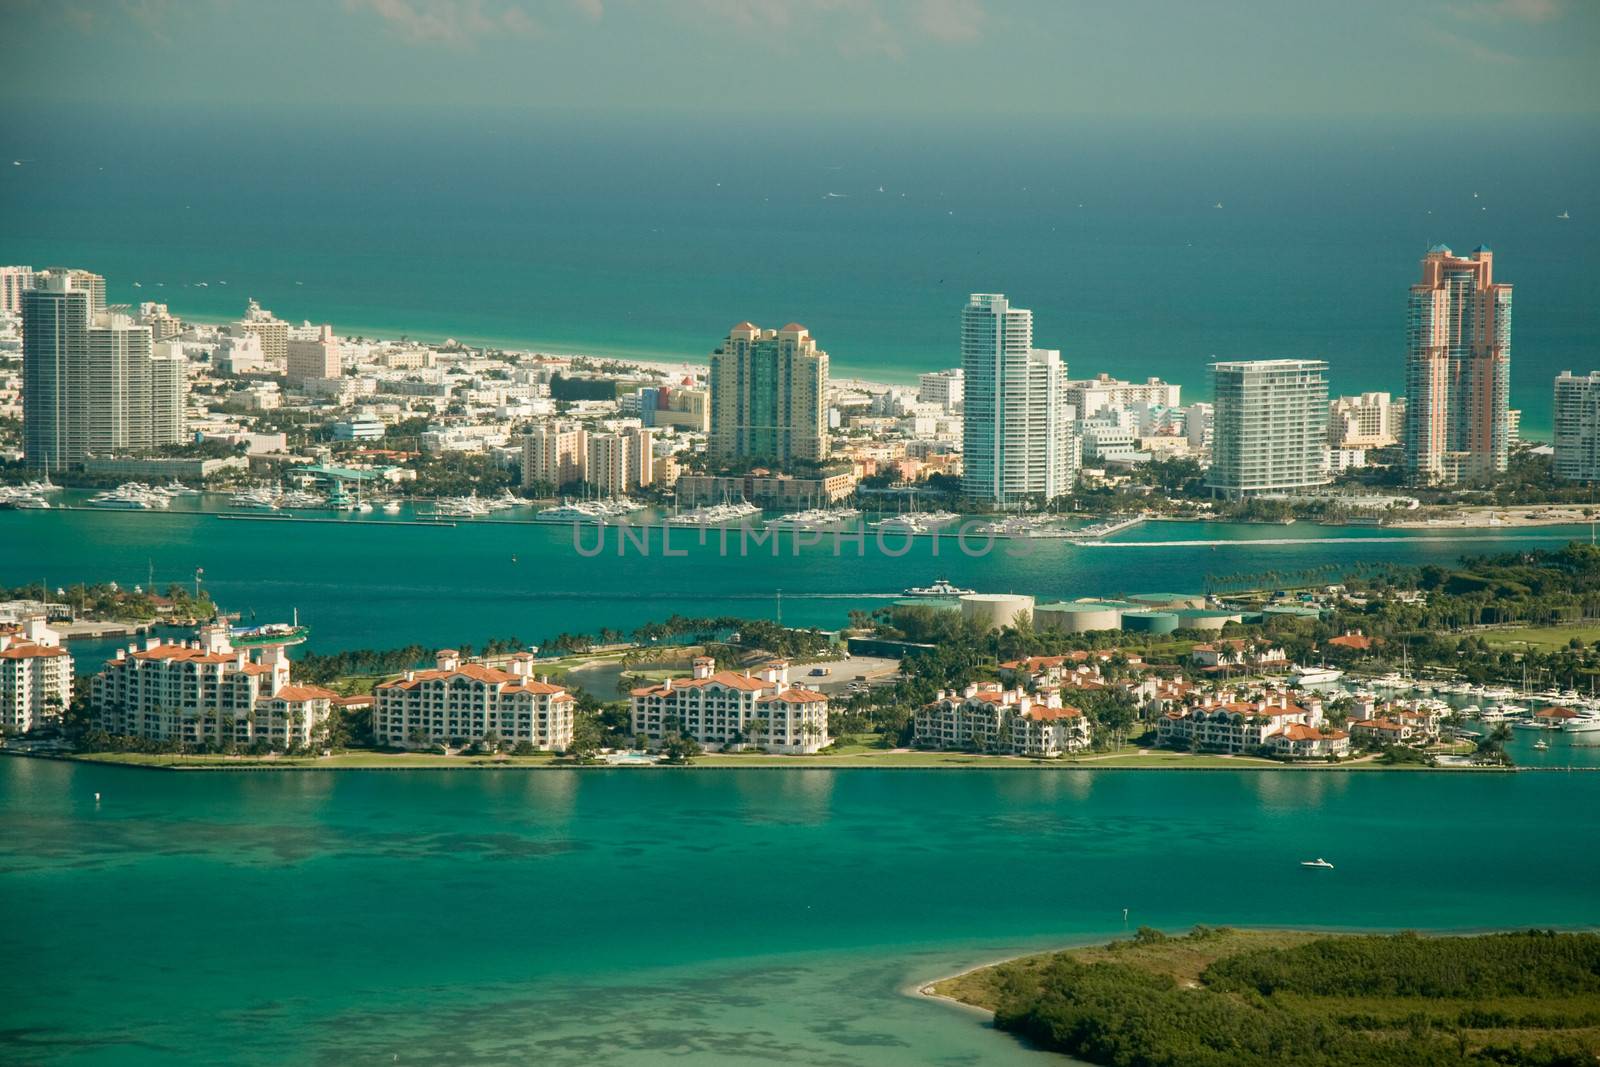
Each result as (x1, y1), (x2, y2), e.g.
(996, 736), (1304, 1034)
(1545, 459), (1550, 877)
(1, 0), (1596, 120)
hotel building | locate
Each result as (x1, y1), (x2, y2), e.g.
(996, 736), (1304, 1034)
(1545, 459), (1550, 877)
(1553, 371), (1600, 482)
(709, 323), (829, 465)
(286, 323), (341, 385)
(234, 299), (289, 367)
(629, 657), (829, 754)
(0, 618), (73, 735)
(1206, 359), (1330, 497)
(1404, 244), (1512, 484)
(1328, 392), (1401, 450)
(373, 650), (576, 751)
(914, 682), (1092, 757)
(960, 293), (1078, 503)
(90, 627), (338, 749)
(586, 426), (654, 496)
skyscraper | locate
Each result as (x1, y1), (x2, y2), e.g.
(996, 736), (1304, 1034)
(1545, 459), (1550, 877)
(23, 270), (185, 470)
(1404, 244), (1512, 484)
(0, 265), (35, 315)
(1553, 371), (1600, 482)
(959, 293), (1077, 503)
(708, 322), (828, 466)
(1206, 359), (1330, 497)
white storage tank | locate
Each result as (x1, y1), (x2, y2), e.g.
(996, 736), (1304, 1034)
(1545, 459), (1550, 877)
(1034, 601), (1126, 633)
(960, 593), (1036, 632)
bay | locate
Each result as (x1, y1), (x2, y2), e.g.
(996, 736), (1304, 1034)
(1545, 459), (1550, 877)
(1, 498), (1589, 659)
(1, 760), (1596, 1066)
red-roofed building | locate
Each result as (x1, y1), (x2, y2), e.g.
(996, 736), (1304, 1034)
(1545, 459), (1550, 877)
(1266, 722), (1351, 759)
(913, 683), (1092, 757)
(90, 624), (336, 749)
(629, 657), (829, 753)
(0, 617), (72, 734)
(374, 649), (575, 751)
(1156, 690), (1323, 753)
(1325, 631), (1379, 653)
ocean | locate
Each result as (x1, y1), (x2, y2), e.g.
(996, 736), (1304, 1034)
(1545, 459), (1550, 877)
(3, 109), (1597, 436)
(2, 759), (1596, 1066)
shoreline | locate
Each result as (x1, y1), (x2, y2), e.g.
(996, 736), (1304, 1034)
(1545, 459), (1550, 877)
(6, 749), (1528, 773)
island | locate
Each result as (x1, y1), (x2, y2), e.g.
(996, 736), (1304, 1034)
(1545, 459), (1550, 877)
(924, 927), (1600, 1066)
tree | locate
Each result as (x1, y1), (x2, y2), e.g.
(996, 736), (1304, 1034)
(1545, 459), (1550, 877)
(568, 711), (604, 763)
(662, 734), (703, 764)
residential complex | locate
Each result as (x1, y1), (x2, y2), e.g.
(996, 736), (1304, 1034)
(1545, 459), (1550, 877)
(1329, 392), (1402, 450)
(585, 426), (654, 496)
(22, 271), (185, 469)
(708, 322), (829, 465)
(917, 368), (964, 413)
(959, 293), (1078, 503)
(629, 657), (830, 754)
(1404, 244), (1512, 485)
(913, 682), (1092, 757)
(522, 420), (588, 489)
(373, 649), (576, 751)
(1553, 371), (1600, 482)
(90, 627), (338, 750)
(0, 618), (72, 735)
(1156, 691), (1350, 758)
(1206, 359), (1330, 497)
(0, 265), (35, 315)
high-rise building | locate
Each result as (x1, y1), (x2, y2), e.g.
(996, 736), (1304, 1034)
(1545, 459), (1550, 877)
(917, 368), (965, 413)
(1329, 392), (1401, 449)
(1207, 359), (1330, 497)
(959, 293), (1077, 503)
(44, 266), (105, 311)
(1404, 244), (1512, 484)
(521, 420), (587, 489)
(286, 323), (340, 384)
(0, 265), (35, 314)
(234, 299), (288, 367)
(708, 322), (828, 465)
(1554, 371), (1600, 482)
(586, 426), (654, 496)
(1066, 374), (1181, 420)
(22, 271), (186, 470)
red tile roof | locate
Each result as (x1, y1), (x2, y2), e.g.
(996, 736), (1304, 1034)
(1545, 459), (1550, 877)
(267, 684), (338, 703)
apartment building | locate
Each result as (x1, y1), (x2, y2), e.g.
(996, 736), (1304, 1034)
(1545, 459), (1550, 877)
(629, 657), (829, 754)
(1156, 691), (1348, 757)
(373, 650), (575, 751)
(914, 682), (1092, 757)
(1206, 359), (1330, 497)
(0, 618), (72, 734)
(90, 626), (337, 749)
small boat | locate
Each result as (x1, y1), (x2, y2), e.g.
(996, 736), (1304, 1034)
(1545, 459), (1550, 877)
(903, 578), (976, 597)
(382, 501), (402, 515)
(1558, 210), (1571, 220)
(1300, 858), (1334, 870)
(1533, 739), (1549, 751)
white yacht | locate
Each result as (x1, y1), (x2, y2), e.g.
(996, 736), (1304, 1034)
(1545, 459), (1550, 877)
(1300, 858), (1334, 870)
(229, 487), (280, 511)
(669, 500), (760, 526)
(11, 494), (51, 509)
(382, 501), (402, 515)
(903, 578), (976, 597)
(1562, 716), (1600, 734)
(1290, 665), (1345, 686)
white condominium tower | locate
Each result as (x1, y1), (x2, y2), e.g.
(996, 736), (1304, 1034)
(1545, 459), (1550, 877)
(959, 293), (1076, 503)
(1404, 244), (1512, 485)
(0, 266), (36, 314)
(22, 270), (185, 470)
(1206, 359), (1330, 497)
(1553, 371), (1600, 482)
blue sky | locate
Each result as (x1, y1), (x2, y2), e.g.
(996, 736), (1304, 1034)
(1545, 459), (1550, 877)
(1, 0), (1596, 118)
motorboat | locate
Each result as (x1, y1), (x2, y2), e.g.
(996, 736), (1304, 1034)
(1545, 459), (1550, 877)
(903, 578), (976, 597)
(1300, 858), (1334, 870)
(1290, 665), (1345, 686)
(1533, 739), (1549, 751)
(382, 501), (402, 515)
(1562, 717), (1600, 734)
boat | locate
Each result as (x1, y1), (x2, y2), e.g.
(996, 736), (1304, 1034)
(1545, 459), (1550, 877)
(11, 494), (51, 509)
(228, 610), (309, 648)
(89, 484), (169, 510)
(382, 501), (402, 515)
(1562, 717), (1600, 734)
(1533, 739), (1549, 751)
(1512, 719), (1557, 731)
(230, 487), (280, 511)
(1290, 665), (1345, 686)
(903, 579), (976, 597)
(1300, 858), (1334, 869)
(668, 500), (761, 526)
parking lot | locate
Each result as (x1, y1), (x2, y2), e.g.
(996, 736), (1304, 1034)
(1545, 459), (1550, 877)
(792, 655), (902, 697)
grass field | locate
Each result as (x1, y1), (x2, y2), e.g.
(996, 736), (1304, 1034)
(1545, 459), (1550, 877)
(1480, 623), (1600, 651)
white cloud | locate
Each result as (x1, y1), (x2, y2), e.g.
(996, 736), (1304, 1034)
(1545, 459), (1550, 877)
(345, 0), (543, 46)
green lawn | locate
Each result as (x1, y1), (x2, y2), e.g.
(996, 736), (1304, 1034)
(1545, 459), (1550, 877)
(1480, 622), (1600, 651)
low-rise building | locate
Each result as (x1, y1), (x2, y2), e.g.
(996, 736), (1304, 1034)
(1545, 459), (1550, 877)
(914, 682), (1092, 757)
(373, 650), (575, 751)
(629, 657), (829, 754)
(0, 618), (72, 734)
(1157, 691), (1337, 755)
(90, 626), (337, 749)
(1189, 639), (1289, 673)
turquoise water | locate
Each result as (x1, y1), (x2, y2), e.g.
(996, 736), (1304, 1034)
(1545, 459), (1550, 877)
(3, 497), (1591, 658)
(1, 760), (1596, 1066)
(3, 111), (1597, 435)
